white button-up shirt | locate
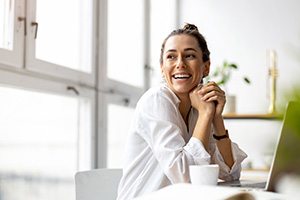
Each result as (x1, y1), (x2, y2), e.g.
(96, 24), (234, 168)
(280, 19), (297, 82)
(117, 83), (247, 200)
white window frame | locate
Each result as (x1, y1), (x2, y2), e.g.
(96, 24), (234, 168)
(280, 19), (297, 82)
(25, 0), (98, 87)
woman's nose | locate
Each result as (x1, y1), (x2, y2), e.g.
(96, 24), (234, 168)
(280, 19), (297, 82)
(176, 56), (186, 69)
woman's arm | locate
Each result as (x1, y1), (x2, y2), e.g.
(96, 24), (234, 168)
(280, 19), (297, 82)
(190, 82), (247, 180)
(189, 85), (215, 151)
(195, 81), (234, 169)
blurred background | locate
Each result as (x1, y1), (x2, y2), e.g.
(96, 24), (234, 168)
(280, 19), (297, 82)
(0, 0), (299, 199)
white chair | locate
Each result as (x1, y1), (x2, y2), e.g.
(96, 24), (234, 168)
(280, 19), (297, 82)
(75, 168), (122, 200)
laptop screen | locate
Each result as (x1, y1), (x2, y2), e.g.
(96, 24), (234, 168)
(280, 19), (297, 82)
(266, 101), (300, 192)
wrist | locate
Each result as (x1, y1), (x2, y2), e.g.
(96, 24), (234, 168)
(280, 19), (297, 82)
(213, 129), (229, 140)
(212, 115), (227, 137)
(212, 114), (223, 125)
(198, 110), (214, 120)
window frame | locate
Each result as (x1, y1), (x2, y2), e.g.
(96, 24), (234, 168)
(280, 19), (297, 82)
(25, 0), (98, 87)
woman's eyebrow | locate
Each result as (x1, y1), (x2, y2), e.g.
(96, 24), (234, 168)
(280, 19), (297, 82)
(166, 49), (177, 53)
(184, 48), (197, 52)
(166, 48), (197, 53)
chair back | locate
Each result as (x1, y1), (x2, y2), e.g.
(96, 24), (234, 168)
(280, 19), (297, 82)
(75, 168), (122, 200)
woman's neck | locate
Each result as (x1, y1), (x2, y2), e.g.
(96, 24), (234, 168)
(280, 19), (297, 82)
(166, 86), (192, 124)
(178, 94), (192, 125)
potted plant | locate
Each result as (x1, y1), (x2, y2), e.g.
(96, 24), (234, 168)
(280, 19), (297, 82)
(207, 61), (251, 114)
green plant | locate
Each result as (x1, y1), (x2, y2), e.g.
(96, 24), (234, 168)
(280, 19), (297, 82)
(278, 85), (300, 114)
(208, 61), (250, 92)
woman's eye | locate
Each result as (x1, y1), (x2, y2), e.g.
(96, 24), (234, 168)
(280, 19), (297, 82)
(186, 54), (195, 58)
(167, 55), (175, 59)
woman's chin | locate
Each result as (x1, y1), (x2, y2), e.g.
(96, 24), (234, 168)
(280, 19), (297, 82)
(173, 87), (194, 96)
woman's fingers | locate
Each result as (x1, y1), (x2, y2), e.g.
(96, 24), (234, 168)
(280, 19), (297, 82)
(201, 90), (225, 102)
(199, 82), (225, 102)
(199, 82), (224, 95)
(200, 81), (227, 116)
(189, 84), (216, 113)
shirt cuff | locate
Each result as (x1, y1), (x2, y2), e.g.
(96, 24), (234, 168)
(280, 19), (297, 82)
(184, 137), (211, 165)
(212, 141), (248, 181)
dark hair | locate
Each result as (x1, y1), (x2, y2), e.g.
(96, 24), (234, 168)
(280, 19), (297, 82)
(159, 23), (210, 65)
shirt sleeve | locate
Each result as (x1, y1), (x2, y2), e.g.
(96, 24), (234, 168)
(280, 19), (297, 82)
(208, 129), (248, 181)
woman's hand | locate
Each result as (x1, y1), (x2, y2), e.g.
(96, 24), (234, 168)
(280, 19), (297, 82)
(198, 81), (226, 118)
(189, 84), (215, 116)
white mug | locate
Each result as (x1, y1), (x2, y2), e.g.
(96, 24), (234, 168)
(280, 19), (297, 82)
(189, 164), (219, 185)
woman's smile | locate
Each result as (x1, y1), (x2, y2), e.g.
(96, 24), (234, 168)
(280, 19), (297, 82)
(172, 73), (192, 81)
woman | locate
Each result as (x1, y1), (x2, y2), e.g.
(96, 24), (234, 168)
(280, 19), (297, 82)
(117, 24), (247, 200)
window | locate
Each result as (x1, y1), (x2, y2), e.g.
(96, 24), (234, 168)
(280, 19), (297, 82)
(26, 0), (96, 85)
(0, 79), (93, 200)
(0, 0), (24, 68)
(96, 91), (138, 168)
(107, 103), (135, 168)
(106, 0), (144, 88)
(97, 0), (149, 167)
(0, 1), (97, 197)
(0, 0), (96, 85)
(0, 0), (14, 50)
(33, 0), (92, 73)
(98, 0), (147, 95)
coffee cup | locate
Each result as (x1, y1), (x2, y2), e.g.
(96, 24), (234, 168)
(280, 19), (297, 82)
(189, 164), (219, 185)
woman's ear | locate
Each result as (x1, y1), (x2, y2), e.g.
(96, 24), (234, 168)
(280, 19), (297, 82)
(203, 60), (211, 77)
(160, 65), (165, 78)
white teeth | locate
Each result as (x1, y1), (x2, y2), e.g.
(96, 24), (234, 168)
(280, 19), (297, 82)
(174, 74), (191, 79)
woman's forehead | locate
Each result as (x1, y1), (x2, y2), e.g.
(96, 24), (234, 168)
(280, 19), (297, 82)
(164, 34), (200, 52)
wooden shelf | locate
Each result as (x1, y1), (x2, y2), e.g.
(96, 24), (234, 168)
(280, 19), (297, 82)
(223, 113), (283, 120)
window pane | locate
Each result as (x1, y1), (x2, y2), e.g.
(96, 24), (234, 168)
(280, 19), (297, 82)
(107, 0), (144, 88)
(0, 0), (14, 50)
(0, 85), (91, 200)
(35, 0), (93, 73)
(107, 104), (134, 168)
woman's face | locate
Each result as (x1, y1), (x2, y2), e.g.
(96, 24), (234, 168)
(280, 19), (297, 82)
(161, 34), (210, 98)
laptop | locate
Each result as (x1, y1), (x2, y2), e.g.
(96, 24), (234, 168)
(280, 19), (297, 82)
(219, 101), (300, 192)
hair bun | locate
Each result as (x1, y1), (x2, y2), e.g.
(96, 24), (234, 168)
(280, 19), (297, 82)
(183, 23), (199, 31)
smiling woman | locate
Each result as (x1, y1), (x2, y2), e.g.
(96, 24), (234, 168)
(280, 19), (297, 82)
(116, 24), (247, 200)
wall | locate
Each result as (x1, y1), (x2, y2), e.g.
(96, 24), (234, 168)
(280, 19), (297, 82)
(179, 0), (300, 168)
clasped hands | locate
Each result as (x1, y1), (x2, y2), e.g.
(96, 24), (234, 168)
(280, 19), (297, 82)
(189, 81), (226, 118)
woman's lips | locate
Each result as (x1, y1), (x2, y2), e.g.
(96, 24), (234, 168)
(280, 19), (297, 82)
(172, 73), (192, 79)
